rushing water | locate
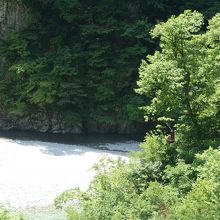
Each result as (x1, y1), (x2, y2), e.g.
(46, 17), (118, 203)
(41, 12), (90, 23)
(0, 131), (141, 219)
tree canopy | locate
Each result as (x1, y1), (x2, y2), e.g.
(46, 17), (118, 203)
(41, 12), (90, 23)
(54, 11), (220, 220)
(137, 10), (220, 139)
(1, 1), (220, 133)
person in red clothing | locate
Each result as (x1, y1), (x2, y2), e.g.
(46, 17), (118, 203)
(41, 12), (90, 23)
(167, 130), (175, 144)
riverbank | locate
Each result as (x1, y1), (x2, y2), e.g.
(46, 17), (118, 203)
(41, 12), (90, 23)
(0, 114), (147, 135)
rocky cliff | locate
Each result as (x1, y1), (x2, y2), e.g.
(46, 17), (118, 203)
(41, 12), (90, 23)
(0, 112), (146, 134)
(0, 0), (29, 35)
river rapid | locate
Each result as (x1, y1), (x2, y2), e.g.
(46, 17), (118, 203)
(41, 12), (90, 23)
(0, 131), (141, 219)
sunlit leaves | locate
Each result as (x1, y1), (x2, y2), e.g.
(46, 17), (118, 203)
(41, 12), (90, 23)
(137, 10), (220, 137)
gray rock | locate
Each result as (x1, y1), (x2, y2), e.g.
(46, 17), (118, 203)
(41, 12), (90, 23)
(0, 1), (31, 35)
(0, 113), (146, 135)
(0, 113), (83, 134)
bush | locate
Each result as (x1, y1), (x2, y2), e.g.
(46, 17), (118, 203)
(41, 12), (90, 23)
(0, 207), (25, 220)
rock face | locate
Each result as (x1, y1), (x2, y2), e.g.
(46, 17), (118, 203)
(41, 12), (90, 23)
(0, 0), (30, 35)
(0, 113), (83, 134)
(0, 113), (146, 134)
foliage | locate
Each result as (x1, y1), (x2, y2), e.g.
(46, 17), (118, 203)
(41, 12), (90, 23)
(55, 11), (220, 220)
(1, 0), (162, 128)
(136, 10), (220, 140)
(136, 134), (177, 165)
(0, 209), (12, 220)
(169, 148), (220, 220)
(1, 1), (220, 131)
(1, 1), (220, 219)
(55, 148), (179, 220)
(164, 160), (196, 195)
(55, 141), (220, 220)
(0, 207), (25, 220)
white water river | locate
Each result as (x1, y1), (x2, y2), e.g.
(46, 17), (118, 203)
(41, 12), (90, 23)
(0, 134), (140, 219)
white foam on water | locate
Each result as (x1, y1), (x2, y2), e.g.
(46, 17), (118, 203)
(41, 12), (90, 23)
(0, 137), (138, 209)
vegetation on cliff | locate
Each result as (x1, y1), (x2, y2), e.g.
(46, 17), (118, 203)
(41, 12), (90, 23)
(0, 0), (220, 132)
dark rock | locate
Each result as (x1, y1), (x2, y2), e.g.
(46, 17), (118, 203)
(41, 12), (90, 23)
(0, 113), (147, 135)
(0, 113), (83, 134)
(84, 120), (147, 134)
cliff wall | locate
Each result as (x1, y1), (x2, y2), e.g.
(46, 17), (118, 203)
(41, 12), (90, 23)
(0, 0), (29, 36)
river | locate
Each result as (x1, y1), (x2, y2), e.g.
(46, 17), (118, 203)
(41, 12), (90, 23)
(0, 131), (141, 219)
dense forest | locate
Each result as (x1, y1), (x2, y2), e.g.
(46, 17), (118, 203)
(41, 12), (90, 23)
(54, 9), (220, 220)
(0, 0), (220, 134)
(0, 1), (220, 220)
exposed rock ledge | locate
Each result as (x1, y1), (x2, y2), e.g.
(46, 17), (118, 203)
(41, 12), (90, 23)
(0, 113), (82, 134)
(0, 113), (146, 134)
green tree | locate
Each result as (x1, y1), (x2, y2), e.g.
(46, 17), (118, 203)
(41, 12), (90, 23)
(136, 10), (220, 140)
(1, 1), (220, 133)
(169, 148), (220, 220)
